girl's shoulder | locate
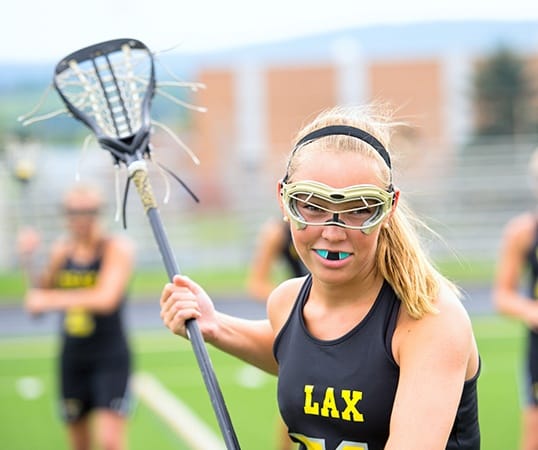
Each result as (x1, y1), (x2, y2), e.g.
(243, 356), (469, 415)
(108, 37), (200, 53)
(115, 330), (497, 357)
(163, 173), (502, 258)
(395, 280), (474, 359)
(504, 211), (536, 236)
(102, 234), (135, 255)
(501, 211), (537, 251)
(267, 276), (307, 334)
(49, 236), (71, 259)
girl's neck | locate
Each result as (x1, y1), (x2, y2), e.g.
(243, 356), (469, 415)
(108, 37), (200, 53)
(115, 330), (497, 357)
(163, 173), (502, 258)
(69, 230), (103, 258)
(312, 269), (384, 308)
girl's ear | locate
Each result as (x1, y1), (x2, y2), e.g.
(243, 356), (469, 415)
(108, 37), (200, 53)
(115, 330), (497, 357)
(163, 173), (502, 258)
(388, 188), (400, 219)
(393, 188), (400, 207)
(277, 180), (286, 216)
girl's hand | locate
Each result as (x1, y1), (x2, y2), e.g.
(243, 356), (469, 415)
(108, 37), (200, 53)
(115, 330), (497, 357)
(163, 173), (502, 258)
(524, 302), (538, 329)
(24, 289), (50, 315)
(160, 275), (217, 341)
(16, 227), (41, 259)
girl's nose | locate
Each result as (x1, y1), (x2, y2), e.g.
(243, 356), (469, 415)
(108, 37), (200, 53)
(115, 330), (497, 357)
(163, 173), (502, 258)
(320, 221), (348, 241)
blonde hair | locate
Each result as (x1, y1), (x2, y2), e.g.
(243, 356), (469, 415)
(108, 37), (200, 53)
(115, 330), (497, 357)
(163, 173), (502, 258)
(286, 105), (393, 186)
(285, 105), (458, 319)
(62, 182), (104, 208)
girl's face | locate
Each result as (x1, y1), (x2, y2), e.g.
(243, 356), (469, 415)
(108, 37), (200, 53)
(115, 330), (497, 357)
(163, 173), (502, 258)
(279, 148), (393, 285)
(63, 192), (102, 239)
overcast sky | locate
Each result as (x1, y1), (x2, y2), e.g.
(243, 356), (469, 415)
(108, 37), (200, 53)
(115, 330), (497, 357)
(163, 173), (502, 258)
(3, 0), (538, 63)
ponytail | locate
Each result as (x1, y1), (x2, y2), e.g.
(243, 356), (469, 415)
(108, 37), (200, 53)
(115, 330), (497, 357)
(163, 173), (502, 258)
(377, 198), (459, 319)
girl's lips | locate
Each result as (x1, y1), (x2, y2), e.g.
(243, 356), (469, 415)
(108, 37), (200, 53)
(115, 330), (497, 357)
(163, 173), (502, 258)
(315, 249), (352, 261)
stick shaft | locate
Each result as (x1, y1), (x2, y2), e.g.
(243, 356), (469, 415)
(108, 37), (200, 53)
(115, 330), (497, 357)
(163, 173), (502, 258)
(131, 167), (241, 450)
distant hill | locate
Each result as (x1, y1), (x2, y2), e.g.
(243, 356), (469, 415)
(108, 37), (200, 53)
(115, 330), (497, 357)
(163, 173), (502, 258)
(174, 19), (538, 66)
(1, 20), (537, 87)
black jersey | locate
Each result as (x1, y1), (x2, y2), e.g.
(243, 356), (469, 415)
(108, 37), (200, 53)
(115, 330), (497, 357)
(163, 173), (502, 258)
(274, 275), (480, 450)
(281, 225), (308, 278)
(524, 220), (538, 403)
(54, 242), (130, 363)
(526, 221), (538, 299)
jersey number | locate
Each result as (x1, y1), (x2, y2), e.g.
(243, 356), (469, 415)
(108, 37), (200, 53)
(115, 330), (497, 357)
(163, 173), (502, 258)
(290, 433), (368, 450)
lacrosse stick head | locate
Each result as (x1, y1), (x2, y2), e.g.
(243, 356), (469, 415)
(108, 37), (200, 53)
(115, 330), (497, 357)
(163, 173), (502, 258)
(53, 38), (156, 166)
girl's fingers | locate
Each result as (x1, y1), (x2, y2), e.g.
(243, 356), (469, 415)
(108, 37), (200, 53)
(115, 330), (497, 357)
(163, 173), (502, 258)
(160, 283), (195, 308)
(160, 275), (212, 337)
(173, 275), (205, 297)
(162, 302), (201, 337)
(161, 298), (198, 319)
(159, 283), (174, 308)
(159, 283), (202, 335)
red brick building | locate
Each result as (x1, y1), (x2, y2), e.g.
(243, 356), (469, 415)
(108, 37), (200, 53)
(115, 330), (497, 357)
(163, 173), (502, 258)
(167, 27), (538, 208)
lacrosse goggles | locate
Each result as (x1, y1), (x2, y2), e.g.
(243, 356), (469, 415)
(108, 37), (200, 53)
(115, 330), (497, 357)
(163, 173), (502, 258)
(280, 180), (395, 235)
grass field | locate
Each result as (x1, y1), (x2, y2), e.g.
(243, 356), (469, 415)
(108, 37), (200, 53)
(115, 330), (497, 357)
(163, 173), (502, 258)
(0, 313), (527, 449)
(0, 267), (251, 304)
(0, 255), (496, 305)
(0, 329), (280, 450)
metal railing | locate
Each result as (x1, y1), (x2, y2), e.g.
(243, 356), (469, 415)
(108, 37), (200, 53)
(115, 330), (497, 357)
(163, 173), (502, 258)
(1, 135), (537, 274)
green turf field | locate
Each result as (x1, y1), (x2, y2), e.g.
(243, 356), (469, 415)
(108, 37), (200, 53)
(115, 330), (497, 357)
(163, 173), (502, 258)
(0, 315), (525, 449)
(0, 255), (496, 305)
(0, 330), (280, 449)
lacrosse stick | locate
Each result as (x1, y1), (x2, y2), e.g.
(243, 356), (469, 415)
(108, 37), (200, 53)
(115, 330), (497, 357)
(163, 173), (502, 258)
(52, 38), (240, 450)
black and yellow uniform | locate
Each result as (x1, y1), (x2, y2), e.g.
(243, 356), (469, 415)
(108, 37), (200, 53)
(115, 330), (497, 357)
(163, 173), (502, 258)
(525, 221), (538, 405)
(281, 224), (309, 279)
(55, 241), (131, 422)
(274, 275), (480, 450)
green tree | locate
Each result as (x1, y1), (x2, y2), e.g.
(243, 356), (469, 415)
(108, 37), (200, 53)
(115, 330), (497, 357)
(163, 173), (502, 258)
(471, 46), (534, 137)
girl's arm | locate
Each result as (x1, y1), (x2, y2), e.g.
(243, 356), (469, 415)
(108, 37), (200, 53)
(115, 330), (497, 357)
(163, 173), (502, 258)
(246, 220), (284, 301)
(25, 236), (134, 315)
(385, 287), (479, 450)
(161, 275), (278, 374)
(494, 214), (538, 327)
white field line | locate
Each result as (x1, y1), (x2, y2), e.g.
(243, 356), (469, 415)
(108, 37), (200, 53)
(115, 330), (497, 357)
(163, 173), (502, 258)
(132, 372), (225, 450)
(0, 329), (521, 360)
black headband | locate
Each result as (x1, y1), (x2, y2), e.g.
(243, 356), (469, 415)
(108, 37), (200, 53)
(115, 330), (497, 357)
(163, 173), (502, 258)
(282, 125), (392, 183)
(296, 125), (391, 167)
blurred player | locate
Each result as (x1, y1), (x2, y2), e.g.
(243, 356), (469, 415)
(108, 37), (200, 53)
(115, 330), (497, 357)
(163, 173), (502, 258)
(494, 148), (538, 450)
(247, 218), (308, 449)
(247, 217), (309, 301)
(17, 182), (134, 450)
